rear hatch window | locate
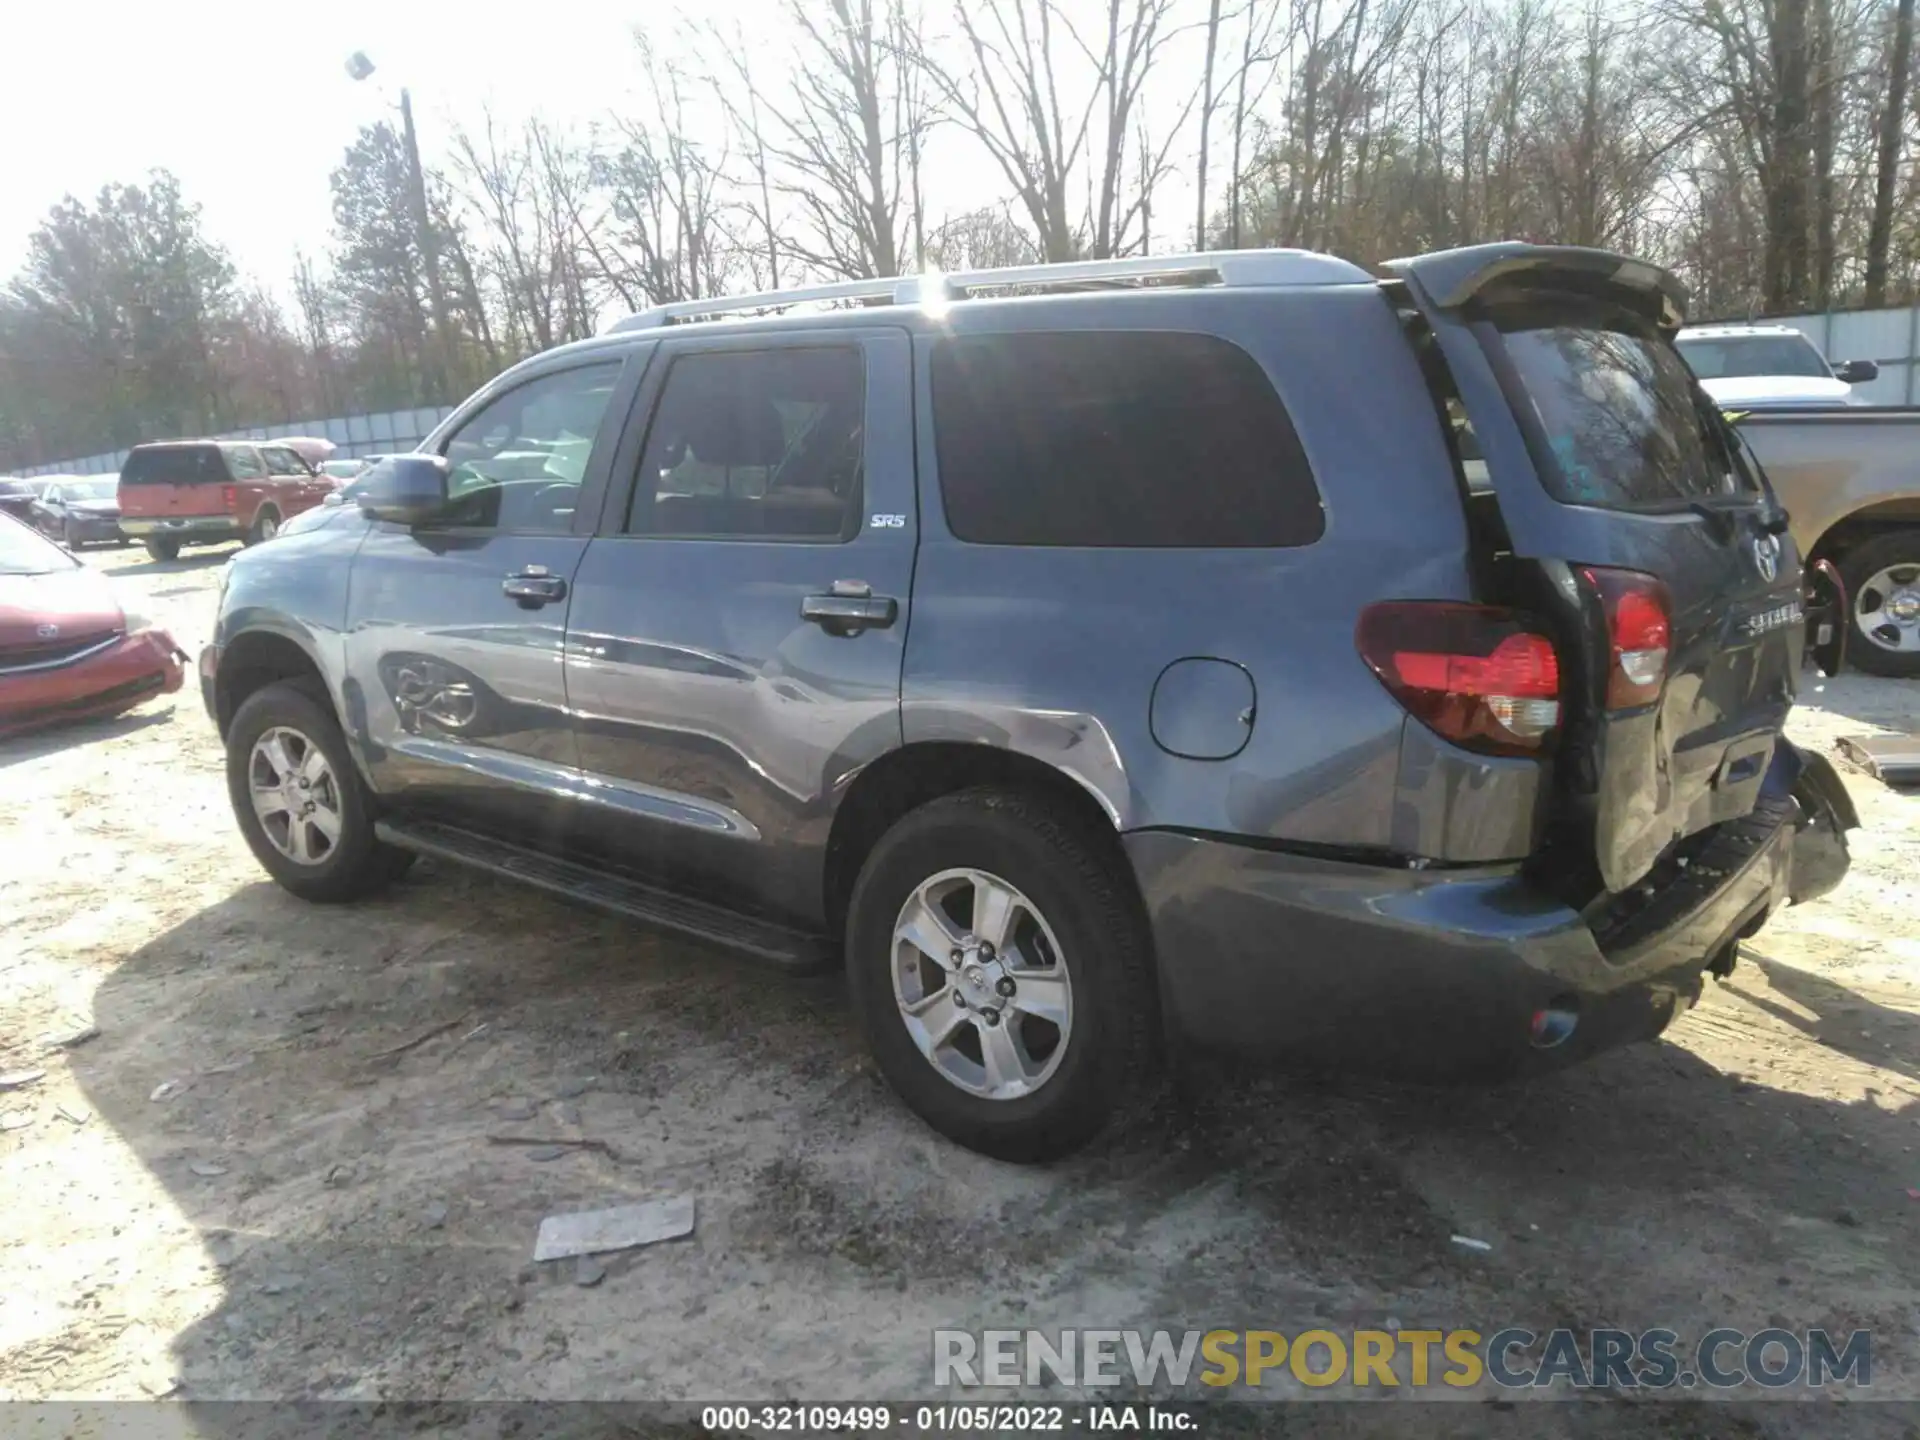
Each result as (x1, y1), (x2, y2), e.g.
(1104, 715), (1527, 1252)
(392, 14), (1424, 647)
(120, 445), (230, 486)
(1489, 301), (1754, 511)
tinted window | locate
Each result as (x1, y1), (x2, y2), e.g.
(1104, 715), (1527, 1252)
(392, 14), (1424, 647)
(120, 445), (228, 486)
(261, 446), (312, 477)
(1493, 302), (1755, 510)
(930, 332), (1324, 548)
(628, 348), (865, 541)
(227, 447), (267, 480)
(436, 362), (622, 532)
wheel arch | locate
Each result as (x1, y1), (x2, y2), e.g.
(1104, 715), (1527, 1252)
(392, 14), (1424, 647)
(1807, 499), (1920, 567)
(823, 741), (1141, 943)
(215, 627), (328, 740)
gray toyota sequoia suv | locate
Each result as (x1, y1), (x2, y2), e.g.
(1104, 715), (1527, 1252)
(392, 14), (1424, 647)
(199, 243), (1857, 1161)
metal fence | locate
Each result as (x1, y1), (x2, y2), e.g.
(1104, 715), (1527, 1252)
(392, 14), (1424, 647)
(1710, 304), (1920, 405)
(16, 405), (459, 478)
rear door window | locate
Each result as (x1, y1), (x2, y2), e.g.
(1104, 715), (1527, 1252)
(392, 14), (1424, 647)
(227, 447), (268, 480)
(929, 331), (1325, 548)
(120, 446), (229, 485)
(1488, 302), (1756, 510)
(261, 446), (311, 477)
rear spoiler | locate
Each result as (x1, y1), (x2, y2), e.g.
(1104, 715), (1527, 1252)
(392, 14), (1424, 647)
(1379, 243), (1689, 332)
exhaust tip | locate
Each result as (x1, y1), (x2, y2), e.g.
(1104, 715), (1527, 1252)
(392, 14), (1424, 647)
(1528, 997), (1581, 1049)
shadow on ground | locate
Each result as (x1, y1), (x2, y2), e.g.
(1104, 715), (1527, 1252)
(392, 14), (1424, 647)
(0, 706), (179, 769)
(99, 547), (238, 579)
(55, 864), (1920, 1437)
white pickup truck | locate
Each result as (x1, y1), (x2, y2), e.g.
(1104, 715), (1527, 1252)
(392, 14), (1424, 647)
(1734, 409), (1920, 677)
(1678, 323), (1880, 409)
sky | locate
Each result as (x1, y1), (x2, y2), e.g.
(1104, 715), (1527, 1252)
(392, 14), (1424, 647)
(0, 0), (781, 292)
(0, 0), (1211, 302)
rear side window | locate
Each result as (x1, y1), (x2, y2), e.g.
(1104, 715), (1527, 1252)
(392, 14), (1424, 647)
(261, 446), (311, 477)
(930, 331), (1324, 548)
(120, 445), (229, 486)
(627, 347), (865, 542)
(1489, 302), (1755, 510)
(227, 447), (267, 480)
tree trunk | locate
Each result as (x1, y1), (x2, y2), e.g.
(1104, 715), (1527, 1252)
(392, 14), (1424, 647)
(1196, 0), (1225, 249)
(1866, 0), (1916, 306)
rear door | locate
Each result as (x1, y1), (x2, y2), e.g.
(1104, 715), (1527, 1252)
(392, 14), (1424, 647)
(117, 444), (231, 519)
(1390, 246), (1804, 894)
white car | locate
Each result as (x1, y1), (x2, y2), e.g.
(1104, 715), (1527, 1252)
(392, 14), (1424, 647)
(1675, 324), (1878, 408)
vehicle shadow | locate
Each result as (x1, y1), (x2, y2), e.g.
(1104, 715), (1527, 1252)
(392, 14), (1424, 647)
(48, 868), (1920, 1432)
(97, 548), (238, 579)
(0, 705), (177, 769)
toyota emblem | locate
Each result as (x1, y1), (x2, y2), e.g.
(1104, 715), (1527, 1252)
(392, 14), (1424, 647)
(35, 622), (59, 639)
(1751, 534), (1780, 583)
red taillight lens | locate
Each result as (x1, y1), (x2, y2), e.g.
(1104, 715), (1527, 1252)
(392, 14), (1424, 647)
(1580, 566), (1672, 709)
(1357, 602), (1562, 755)
(221, 485), (237, 511)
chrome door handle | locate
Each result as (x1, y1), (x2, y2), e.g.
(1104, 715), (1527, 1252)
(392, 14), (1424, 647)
(503, 568), (567, 607)
(801, 581), (897, 635)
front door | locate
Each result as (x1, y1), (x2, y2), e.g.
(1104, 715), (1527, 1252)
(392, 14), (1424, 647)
(342, 354), (634, 847)
(564, 330), (916, 924)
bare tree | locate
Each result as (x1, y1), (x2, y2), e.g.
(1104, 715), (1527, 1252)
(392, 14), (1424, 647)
(602, 32), (731, 304)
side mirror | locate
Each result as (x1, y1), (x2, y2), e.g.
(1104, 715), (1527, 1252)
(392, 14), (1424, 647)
(1835, 359), (1879, 384)
(357, 455), (450, 525)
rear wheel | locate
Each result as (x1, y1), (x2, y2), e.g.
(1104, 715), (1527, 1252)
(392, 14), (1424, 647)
(246, 508), (281, 545)
(845, 787), (1158, 1162)
(144, 537), (181, 562)
(1839, 530), (1920, 678)
(225, 681), (413, 902)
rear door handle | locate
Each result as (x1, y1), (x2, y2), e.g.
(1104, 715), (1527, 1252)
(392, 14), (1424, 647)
(503, 567), (568, 607)
(801, 581), (898, 635)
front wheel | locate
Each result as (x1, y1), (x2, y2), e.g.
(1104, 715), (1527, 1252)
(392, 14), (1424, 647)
(225, 681), (414, 902)
(1839, 530), (1920, 678)
(144, 537), (180, 562)
(845, 787), (1158, 1162)
(62, 520), (82, 550)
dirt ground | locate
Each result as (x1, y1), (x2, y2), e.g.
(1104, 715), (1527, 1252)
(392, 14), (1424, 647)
(4, 542), (1920, 1436)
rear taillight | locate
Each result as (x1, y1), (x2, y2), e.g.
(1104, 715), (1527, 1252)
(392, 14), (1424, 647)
(1580, 567), (1672, 709)
(1356, 602), (1561, 755)
(222, 485), (237, 511)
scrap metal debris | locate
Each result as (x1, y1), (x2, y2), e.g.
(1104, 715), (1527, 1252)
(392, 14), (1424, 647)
(1837, 734), (1920, 786)
(532, 1196), (696, 1263)
(0, 1069), (46, 1091)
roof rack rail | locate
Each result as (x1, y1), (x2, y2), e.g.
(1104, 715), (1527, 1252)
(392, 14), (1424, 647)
(604, 247), (1367, 334)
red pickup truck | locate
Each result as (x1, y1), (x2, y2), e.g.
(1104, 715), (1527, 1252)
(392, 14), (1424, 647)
(117, 440), (334, 560)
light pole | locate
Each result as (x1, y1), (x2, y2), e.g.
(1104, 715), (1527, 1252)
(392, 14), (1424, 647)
(345, 51), (452, 398)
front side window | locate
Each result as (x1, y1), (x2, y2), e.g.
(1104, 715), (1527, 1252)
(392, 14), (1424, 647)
(1491, 301), (1755, 510)
(627, 347), (865, 541)
(436, 362), (622, 532)
(930, 331), (1325, 547)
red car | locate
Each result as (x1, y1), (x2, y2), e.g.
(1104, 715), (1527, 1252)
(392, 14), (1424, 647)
(0, 513), (186, 738)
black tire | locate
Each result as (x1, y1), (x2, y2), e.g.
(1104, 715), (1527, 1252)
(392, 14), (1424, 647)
(246, 508), (281, 545)
(225, 680), (414, 903)
(61, 520), (82, 551)
(144, 537), (180, 562)
(845, 786), (1158, 1162)
(1837, 529), (1920, 678)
